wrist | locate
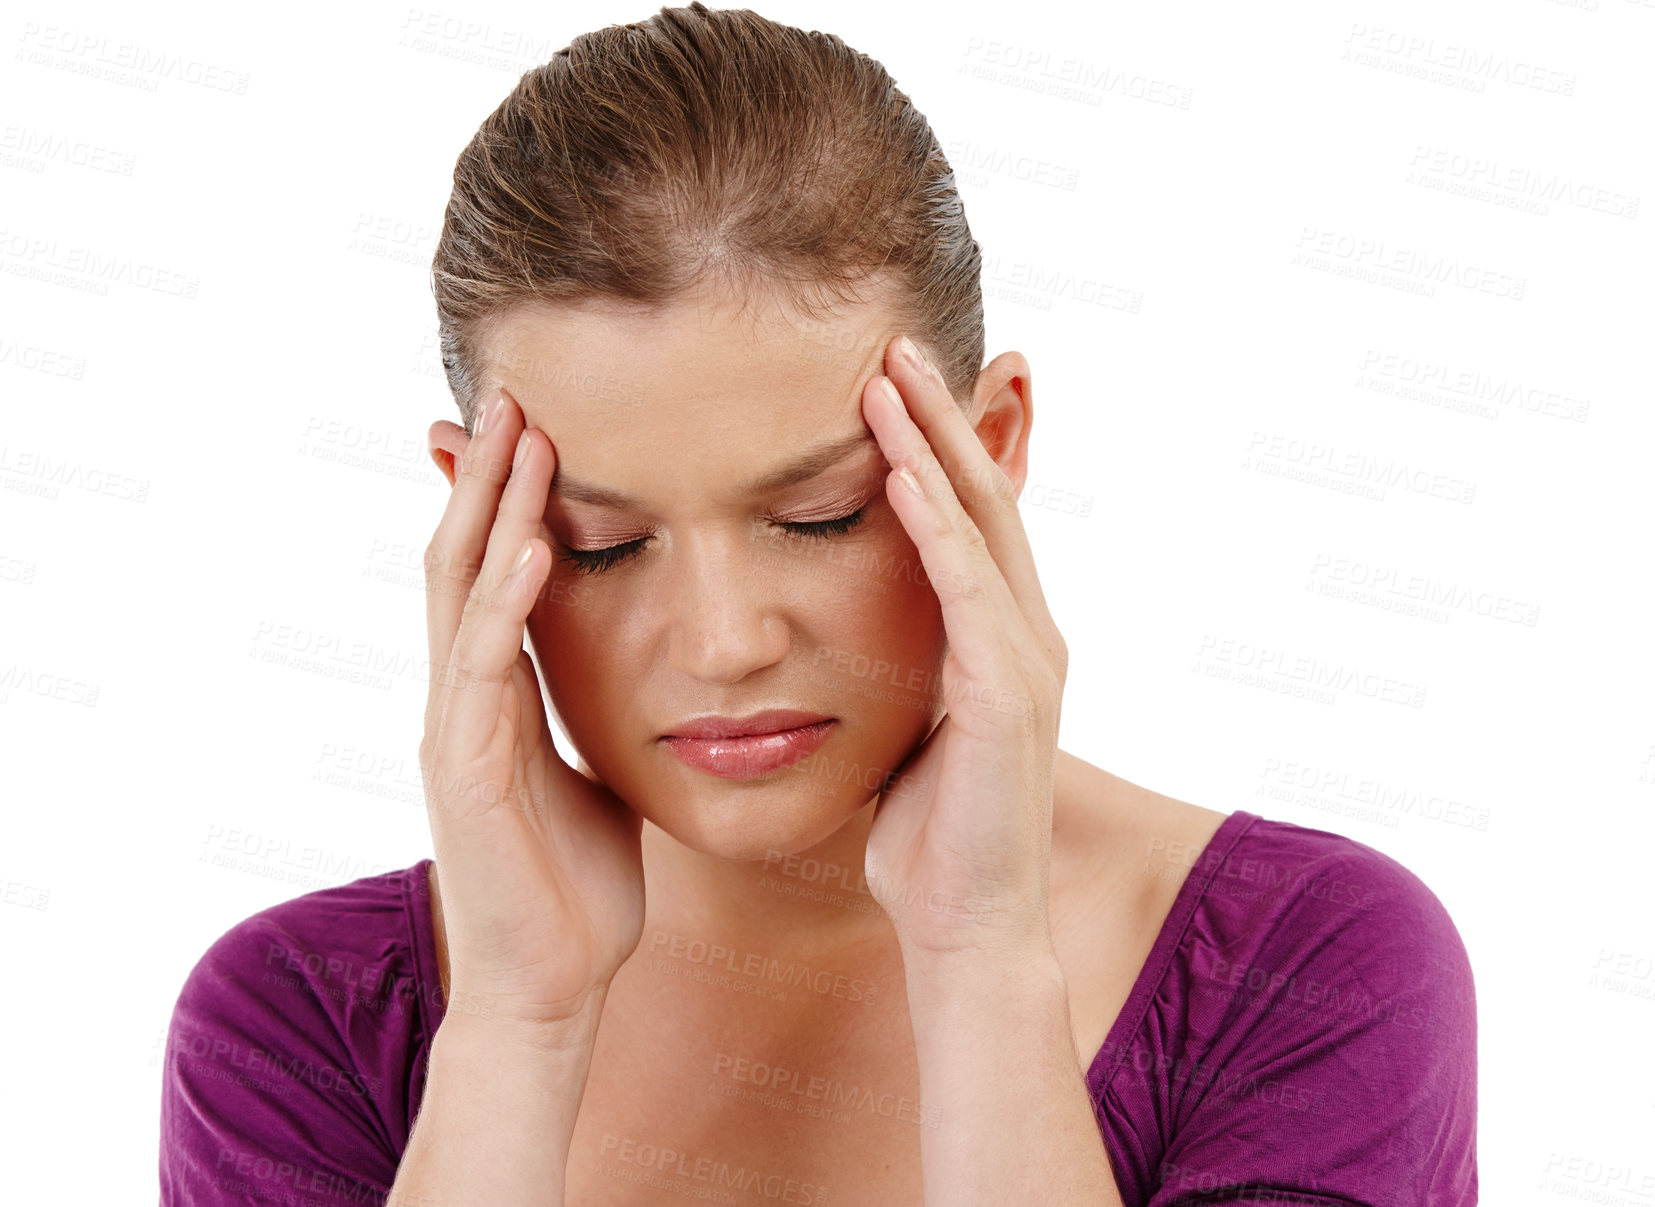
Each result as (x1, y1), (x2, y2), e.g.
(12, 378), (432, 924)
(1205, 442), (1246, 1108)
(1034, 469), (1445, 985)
(900, 932), (1066, 1011)
(400, 990), (599, 1205)
(897, 911), (1059, 971)
(433, 986), (607, 1062)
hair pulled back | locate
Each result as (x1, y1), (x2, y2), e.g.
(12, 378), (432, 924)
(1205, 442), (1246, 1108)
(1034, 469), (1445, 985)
(431, 2), (984, 429)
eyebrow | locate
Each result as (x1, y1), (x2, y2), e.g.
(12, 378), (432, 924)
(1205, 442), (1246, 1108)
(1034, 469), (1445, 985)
(552, 429), (880, 509)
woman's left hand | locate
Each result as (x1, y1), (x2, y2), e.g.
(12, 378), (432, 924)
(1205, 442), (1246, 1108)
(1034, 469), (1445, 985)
(859, 334), (1070, 962)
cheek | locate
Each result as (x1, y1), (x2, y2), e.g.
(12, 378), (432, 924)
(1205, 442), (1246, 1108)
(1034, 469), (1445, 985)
(854, 524), (945, 642)
(523, 584), (622, 734)
(801, 534), (947, 704)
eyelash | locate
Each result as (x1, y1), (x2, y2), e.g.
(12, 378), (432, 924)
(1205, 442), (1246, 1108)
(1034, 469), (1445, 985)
(557, 506), (870, 576)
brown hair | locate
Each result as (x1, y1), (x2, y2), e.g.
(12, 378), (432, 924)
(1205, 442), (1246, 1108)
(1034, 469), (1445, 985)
(430, 2), (984, 432)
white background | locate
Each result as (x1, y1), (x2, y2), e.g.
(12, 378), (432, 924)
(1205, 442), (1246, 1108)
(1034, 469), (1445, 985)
(2, 0), (1652, 1201)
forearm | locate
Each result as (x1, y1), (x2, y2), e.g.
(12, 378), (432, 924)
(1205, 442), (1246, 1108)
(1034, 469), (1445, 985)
(903, 943), (1125, 1207)
(388, 1005), (602, 1207)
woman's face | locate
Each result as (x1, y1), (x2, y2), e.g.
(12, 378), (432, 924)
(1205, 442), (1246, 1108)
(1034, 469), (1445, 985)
(474, 285), (1001, 861)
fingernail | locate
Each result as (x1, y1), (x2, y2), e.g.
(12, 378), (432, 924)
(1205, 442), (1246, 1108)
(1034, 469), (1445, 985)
(897, 336), (931, 376)
(512, 430), (530, 470)
(477, 392), (503, 438)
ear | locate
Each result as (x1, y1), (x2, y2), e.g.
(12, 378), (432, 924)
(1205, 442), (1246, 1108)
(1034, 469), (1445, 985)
(427, 420), (471, 488)
(966, 351), (1033, 497)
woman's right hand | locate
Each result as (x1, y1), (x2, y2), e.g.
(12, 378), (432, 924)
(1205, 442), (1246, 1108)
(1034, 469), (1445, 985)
(419, 388), (645, 1035)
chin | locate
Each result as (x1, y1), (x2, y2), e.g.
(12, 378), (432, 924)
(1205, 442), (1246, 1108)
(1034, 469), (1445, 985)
(568, 698), (941, 860)
(644, 768), (879, 864)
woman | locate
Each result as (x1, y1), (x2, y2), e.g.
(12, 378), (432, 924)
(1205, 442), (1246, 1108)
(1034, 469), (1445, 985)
(159, 5), (1478, 1204)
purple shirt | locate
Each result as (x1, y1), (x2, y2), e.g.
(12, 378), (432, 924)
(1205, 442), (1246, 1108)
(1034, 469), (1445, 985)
(158, 808), (1478, 1204)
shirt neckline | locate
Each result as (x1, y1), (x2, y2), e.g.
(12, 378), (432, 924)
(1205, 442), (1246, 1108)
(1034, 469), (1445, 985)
(405, 858), (446, 1046)
(406, 808), (1262, 1087)
(1083, 807), (1259, 1098)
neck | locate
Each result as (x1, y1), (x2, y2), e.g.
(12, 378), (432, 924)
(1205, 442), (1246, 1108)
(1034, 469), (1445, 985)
(639, 789), (897, 961)
(636, 749), (1093, 960)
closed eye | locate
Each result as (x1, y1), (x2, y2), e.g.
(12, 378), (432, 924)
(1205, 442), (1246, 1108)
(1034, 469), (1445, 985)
(774, 507), (867, 541)
(556, 537), (648, 576)
(557, 506), (870, 577)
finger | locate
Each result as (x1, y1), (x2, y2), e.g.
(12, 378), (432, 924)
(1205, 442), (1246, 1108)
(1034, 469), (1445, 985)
(880, 336), (1059, 635)
(424, 389), (525, 678)
(439, 426), (558, 764)
(862, 371), (1019, 671)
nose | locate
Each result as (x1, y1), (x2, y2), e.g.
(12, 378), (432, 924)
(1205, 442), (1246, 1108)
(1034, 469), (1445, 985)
(664, 536), (791, 684)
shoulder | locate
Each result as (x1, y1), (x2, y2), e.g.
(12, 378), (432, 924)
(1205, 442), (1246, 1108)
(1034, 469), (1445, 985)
(160, 862), (437, 1204)
(173, 860), (433, 1037)
(1192, 811), (1476, 1003)
(1093, 809), (1478, 1204)
(1152, 811), (1478, 1202)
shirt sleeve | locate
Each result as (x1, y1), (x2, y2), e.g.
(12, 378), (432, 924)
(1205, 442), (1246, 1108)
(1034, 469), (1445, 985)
(1147, 843), (1479, 1206)
(158, 906), (413, 1206)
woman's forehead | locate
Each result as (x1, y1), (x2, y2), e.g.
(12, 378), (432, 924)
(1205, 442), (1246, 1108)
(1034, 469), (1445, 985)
(492, 288), (894, 365)
(488, 295), (897, 430)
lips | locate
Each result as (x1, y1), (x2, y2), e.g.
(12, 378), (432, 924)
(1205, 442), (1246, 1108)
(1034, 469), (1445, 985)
(662, 708), (833, 740)
(660, 713), (838, 780)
